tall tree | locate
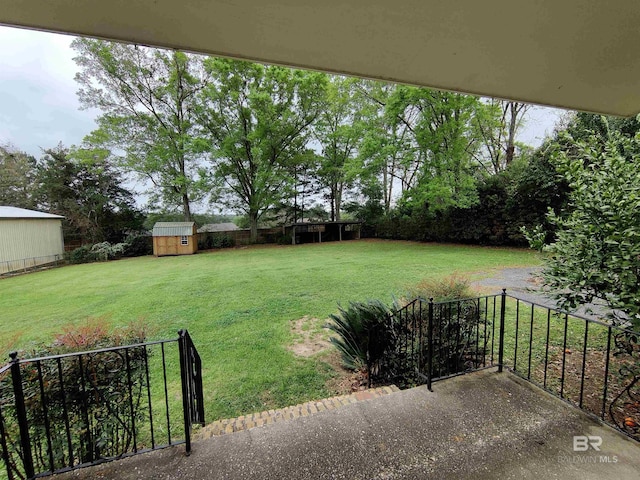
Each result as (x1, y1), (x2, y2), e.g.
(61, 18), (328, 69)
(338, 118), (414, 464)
(197, 59), (326, 242)
(473, 100), (530, 174)
(314, 77), (366, 221)
(0, 144), (38, 208)
(385, 87), (484, 213)
(281, 149), (321, 224)
(38, 145), (143, 244)
(357, 81), (416, 214)
(72, 39), (207, 220)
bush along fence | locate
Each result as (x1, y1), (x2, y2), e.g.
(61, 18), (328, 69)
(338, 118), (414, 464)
(0, 330), (204, 479)
(350, 292), (639, 442)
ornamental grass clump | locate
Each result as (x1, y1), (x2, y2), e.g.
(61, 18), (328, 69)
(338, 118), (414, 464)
(405, 273), (475, 303)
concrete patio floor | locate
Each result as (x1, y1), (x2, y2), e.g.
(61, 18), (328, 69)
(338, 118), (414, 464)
(54, 369), (640, 479)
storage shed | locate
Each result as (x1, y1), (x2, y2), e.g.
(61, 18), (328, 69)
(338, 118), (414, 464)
(0, 206), (65, 274)
(152, 222), (198, 256)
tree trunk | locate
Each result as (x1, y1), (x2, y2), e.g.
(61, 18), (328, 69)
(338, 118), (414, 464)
(182, 193), (192, 221)
(383, 164), (389, 214)
(335, 187), (342, 222)
(329, 188), (335, 222)
(505, 101), (526, 168)
(249, 210), (259, 243)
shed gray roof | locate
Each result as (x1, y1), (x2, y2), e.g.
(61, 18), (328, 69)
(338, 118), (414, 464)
(152, 222), (195, 237)
(0, 206), (64, 219)
(197, 223), (239, 233)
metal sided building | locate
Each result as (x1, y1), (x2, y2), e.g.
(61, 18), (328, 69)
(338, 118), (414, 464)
(0, 206), (65, 274)
(152, 222), (198, 256)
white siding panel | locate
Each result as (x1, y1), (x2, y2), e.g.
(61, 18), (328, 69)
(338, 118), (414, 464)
(0, 219), (64, 273)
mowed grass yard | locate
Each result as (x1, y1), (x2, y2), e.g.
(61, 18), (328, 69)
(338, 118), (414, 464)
(0, 239), (539, 422)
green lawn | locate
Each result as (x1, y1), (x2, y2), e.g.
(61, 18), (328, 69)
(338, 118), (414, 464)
(0, 239), (539, 421)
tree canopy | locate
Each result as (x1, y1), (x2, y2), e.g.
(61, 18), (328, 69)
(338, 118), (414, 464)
(72, 39), (208, 220)
(197, 59), (327, 241)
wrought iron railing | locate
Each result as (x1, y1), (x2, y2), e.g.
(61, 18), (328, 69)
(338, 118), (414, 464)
(0, 330), (204, 479)
(388, 295), (500, 389)
(500, 293), (640, 442)
(389, 291), (640, 442)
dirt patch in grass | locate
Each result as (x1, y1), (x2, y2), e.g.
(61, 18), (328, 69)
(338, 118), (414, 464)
(288, 316), (332, 357)
(289, 316), (368, 394)
(320, 348), (368, 395)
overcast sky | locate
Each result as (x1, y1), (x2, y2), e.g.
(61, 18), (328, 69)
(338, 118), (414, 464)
(0, 24), (566, 158)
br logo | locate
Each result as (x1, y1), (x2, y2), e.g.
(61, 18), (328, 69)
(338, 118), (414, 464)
(573, 435), (602, 452)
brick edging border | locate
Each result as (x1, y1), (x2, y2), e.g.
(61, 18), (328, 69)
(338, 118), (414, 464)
(197, 385), (400, 440)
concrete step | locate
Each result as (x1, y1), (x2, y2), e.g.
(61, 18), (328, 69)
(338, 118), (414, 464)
(197, 385), (401, 440)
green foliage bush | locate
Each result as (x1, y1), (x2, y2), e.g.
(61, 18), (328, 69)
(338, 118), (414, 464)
(543, 132), (640, 327)
(121, 234), (152, 257)
(370, 151), (568, 246)
(67, 244), (96, 264)
(520, 224), (547, 252)
(215, 234), (235, 248)
(327, 275), (481, 388)
(198, 233), (236, 250)
(405, 274), (475, 302)
(276, 234), (292, 245)
(68, 236), (152, 264)
(91, 241), (127, 261)
(326, 300), (394, 374)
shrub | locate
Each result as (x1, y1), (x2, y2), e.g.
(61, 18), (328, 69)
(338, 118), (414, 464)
(121, 234), (152, 257)
(199, 233), (236, 249)
(198, 234), (212, 250)
(326, 300), (394, 382)
(0, 320), (150, 474)
(277, 234), (292, 245)
(543, 132), (640, 327)
(68, 237), (149, 265)
(327, 276), (482, 389)
(214, 234), (235, 248)
(67, 244), (96, 264)
(405, 274), (475, 302)
(520, 224), (547, 252)
(91, 241), (127, 261)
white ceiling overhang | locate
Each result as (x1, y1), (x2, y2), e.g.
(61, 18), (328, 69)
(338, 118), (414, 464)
(2, 1), (639, 116)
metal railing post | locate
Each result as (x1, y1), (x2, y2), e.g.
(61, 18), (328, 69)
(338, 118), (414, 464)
(9, 352), (34, 479)
(177, 330), (192, 456)
(427, 298), (434, 391)
(498, 289), (506, 372)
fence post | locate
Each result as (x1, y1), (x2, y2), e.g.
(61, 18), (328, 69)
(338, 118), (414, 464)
(177, 330), (192, 456)
(427, 298), (434, 392)
(9, 352), (34, 479)
(498, 289), (506, 373)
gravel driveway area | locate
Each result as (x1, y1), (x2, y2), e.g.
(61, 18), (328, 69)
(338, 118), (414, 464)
(473, 266), (617, 320)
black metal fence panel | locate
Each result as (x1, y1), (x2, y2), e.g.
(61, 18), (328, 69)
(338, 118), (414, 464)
(500, 295), (640, 442)
(387, 292), (639, 442)
(386, 295), (501, 388)
(178, 330), (205, 455)
(0, 331), (203, 479)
